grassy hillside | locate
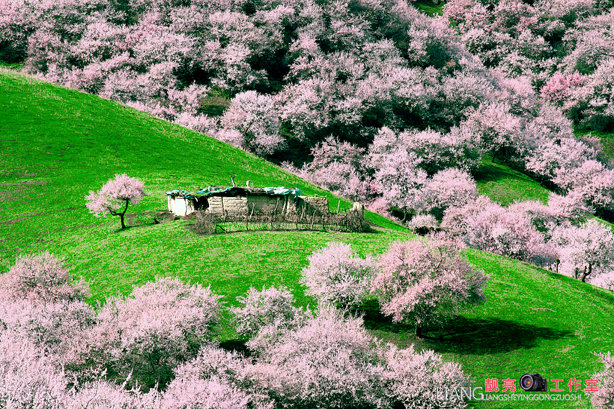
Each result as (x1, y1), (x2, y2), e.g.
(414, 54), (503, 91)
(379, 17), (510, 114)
(474, 158), (551, 206)
(0, 68), (400, 262)
(2, 69), (613, 408)
(414, 0), (444, 16)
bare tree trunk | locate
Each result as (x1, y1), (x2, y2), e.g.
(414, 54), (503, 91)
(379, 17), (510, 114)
(116, 199), (129, 229)
(415, 323), (424, 338)
(582, 264), (592, 282)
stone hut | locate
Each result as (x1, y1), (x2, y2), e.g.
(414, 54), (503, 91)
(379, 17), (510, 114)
(166, 186), (330, 218)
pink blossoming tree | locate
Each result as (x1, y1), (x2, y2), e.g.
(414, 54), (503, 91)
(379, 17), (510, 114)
(551, 219), (614, 282)
(86, 174), (145, 229)
(86, 277), (222, 388)
(371, 240), (487, 336)
(0, 252), (88, 304)
(301, 242), (375, 310)
(591, 353), (614, 409)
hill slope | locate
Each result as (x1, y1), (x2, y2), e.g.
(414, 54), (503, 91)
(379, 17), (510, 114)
(1, 69), (613, 408)
(0, 68), (400, 261)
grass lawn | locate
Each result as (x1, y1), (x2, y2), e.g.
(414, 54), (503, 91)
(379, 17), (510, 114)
(474, 158), (551, 206)
(1, 69), (612, 408)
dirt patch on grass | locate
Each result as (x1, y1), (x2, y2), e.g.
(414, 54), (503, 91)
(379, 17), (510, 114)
(0, 218), (25, 224)
(0, 193), (19, 201)
(23, 180), (47, 185)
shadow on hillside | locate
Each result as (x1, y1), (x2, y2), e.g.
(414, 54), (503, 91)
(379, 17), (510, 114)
(422, 316), (573, 355)
(473, 163), (517, 184)
(360, 299), (415, 334)
(360, 300), (573, 354)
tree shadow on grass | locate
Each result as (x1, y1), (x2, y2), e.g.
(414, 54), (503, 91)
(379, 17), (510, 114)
(423, 316), (574, 355)
(360, 300), (573, 355)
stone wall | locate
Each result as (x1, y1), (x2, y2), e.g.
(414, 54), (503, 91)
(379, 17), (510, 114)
(207, 196), (249, 216)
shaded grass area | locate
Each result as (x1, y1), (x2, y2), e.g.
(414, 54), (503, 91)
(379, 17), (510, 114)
(2, 70), (613, 408)
(413, 0), (444, 15)
(474, 158), (551, 206)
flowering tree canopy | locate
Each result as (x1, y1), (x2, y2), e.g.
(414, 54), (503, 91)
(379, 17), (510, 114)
(301, 242), (374, 310)
(372, 240), (487, 336)
(86, 174), (145, 229)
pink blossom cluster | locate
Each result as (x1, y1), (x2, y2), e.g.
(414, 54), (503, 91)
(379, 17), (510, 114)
(540, 72), (587, 102)
(230, 285), (311, 352)
(301, 242), (375, 310)
(443, 0), (614, 131)
(245, 307), (468, 409)
(371, 240), (487, 333)
(0, 252), (88, 303)
(591, 353), (614, 409)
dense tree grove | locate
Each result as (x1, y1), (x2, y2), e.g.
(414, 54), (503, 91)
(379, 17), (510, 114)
(0, 253), (471, 408)
(443, 0), (614, 131)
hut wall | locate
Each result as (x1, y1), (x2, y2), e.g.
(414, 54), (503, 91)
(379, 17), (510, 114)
(168, 196), (195, 217)
(207, 196), (249, 216)
(223, 196), (249, 215)
(168, 193), (330, 218)
(206, 197), (224, 215)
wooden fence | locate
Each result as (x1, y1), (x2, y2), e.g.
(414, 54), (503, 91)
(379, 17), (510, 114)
(190, 207), (368, 235)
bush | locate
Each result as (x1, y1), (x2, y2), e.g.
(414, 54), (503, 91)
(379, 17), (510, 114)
(301, 242), (374, 310)
(372, 240), (487, 336)
(0, 252), (88, 304)
(87, 277), (222, 389)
